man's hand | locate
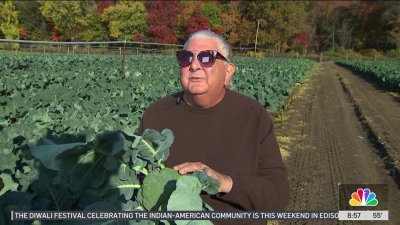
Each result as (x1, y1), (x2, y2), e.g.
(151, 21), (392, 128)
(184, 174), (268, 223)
(173, 162), (233, 193)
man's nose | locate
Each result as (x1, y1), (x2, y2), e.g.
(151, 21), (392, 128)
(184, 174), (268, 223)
(189, 55), (201, 71)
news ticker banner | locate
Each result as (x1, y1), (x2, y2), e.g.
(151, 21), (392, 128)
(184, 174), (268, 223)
(10, 210), (390, 221)
(11, 211), (338, 221)
(9, 183), (389, 221)
(338, 184), (388, 221)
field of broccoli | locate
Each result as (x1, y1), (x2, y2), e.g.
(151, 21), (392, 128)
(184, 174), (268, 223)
(1, 53), (400, 225)
(0, 53), (315, 225)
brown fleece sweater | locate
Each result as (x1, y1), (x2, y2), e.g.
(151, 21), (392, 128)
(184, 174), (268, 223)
(140, 90), (289, 225)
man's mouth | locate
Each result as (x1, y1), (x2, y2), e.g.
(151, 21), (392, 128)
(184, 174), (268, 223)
(189, 77), (205, 82)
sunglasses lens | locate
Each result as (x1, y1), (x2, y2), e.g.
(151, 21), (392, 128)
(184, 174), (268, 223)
(198, 51), (215, 67)
(176, 51), (193, 67)
(176, 50), (220, 67)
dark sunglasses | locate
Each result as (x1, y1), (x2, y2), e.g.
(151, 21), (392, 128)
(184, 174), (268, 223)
(176, 50), (229, 67)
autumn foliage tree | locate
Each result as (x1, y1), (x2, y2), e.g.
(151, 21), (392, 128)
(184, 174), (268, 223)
(353, 1), (400, 50)
(220, 1), (243, 45)
(102, 1), (147, 41)
(96, 0), (113, 13)
(14, 1), (50, 40)
(40, 1), (92, 41)
(200, 3), (224, 35)
(0, 1), (19, 41)
(147, 0), (181, 44)
(177, 1), (225, 41)
(184, 12), (210, 39)
(242, 1), (309, 52)
(292, 32), (310, 54)
(80, 2), (109, 41)
(1, 0), (398, 54)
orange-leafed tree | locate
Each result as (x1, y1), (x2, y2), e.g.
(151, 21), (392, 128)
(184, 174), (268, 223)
(147, 0), (181, 44)
(96, 0), (114, 14)
(184, 12), (210, 39)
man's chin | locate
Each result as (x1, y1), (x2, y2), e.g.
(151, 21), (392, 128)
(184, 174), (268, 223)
(188, 91), (207, 96)
(187, 87), (207, 95)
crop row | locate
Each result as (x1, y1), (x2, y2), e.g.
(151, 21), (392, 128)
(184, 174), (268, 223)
(336, 60), (400, 90)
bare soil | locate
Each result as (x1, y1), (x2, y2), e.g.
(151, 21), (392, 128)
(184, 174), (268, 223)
(274, 62), (400, 225)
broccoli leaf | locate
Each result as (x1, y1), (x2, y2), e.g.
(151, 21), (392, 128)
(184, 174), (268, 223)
(190, 171), (219, 195)
(167, 176), (203, 211)
(30, 141), (87, 171)
(167, 176), (210, 225)
(135, 129), (174, 167)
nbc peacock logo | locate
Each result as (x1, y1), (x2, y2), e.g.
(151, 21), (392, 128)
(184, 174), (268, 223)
(349, 188), (379, 206)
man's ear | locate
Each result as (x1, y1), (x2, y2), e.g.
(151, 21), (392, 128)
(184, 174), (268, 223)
(224, 63), (235, 86)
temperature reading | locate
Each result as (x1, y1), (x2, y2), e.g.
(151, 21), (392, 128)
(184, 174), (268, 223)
(373, 212), (382, 219)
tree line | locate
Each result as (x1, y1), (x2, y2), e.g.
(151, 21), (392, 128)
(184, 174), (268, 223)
(0, 1), (399, 54)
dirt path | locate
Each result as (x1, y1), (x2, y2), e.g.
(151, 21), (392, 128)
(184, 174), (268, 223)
(275, 62), (400, 225)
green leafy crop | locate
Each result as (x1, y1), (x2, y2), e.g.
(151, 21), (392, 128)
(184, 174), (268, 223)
(337, 60), (400, 91)
(0, 129), (218, 225)
(139, 168), (181, 211)
(0, 53), (315, 225)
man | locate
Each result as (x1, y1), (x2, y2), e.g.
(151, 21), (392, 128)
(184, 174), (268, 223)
(140, 30), (289, 224)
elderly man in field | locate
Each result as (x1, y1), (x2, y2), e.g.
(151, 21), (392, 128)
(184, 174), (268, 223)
(140, 30), (289, 224)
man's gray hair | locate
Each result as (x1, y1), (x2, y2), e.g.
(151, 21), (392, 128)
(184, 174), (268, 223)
(183, 30), (232, 62)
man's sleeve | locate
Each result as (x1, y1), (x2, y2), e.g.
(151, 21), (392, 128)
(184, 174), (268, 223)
(216, 111), (290, 210)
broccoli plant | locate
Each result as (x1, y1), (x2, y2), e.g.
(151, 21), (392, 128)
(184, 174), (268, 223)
(0, 129), (218, 225)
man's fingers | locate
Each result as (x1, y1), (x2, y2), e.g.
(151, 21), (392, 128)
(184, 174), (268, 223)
(173, 162), (209, 175)
(172, 162), (233, 193)
(172, 162), (189, 171)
